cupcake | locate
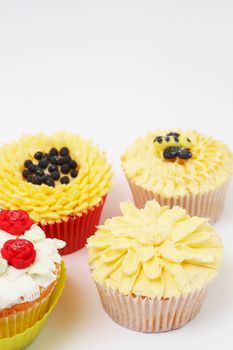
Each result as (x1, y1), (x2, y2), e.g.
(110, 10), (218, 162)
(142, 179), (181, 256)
(0, 209), (66, 339)
(87, 200), (223, 333)
(121, 130), (233, 223)
(0, 132), (112, 254)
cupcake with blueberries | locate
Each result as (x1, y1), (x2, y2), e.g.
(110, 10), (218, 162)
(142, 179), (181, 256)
(0, 132), (112, 254)
(121, 130), (233, 223)
(87, 200), (223, 333)
(0, 209), (66, 339)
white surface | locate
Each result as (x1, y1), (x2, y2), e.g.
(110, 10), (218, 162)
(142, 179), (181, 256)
(0, 0), (233, 349)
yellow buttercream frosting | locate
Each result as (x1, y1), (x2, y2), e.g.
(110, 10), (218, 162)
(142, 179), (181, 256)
(0, 132), (112, 224)
(121, 130), (233, 198)
(87, 200), (223, 298)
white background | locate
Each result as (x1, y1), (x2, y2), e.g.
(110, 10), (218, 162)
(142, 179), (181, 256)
(0, 1), (233, 349)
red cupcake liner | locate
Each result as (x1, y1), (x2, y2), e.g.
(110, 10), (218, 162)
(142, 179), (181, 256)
(39, 195), (107, 255)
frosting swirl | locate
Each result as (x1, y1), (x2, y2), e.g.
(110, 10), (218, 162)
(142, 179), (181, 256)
(87, 200), (223, 298)
(0, 132), (112, 223)
(121, 130), (233, 198)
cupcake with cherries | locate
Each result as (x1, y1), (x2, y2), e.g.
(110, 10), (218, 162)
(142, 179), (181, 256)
(87, 200), (223, 333)
(121, 130), (233, 223)
(0, 132), (112, 254)
(0, 209), (65, 339)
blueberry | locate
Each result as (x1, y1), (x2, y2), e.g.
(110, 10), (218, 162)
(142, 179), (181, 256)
(70, 169), (78, 178)
(35, 167), (44, 177)
(30, 175), (36, 184)
(28, 163), (37, 172)
(42, 153), (50, 160)
(58, 156), (70, 165)
(42, 174), (52, 184)
(163, 147), (178, 159)
(42, 174), (55, 187)
(22, 169), (31, 179)
(60, 147), (69, 156)
(57, 157), (64, 166)
(60, 176), (69, 184)
(51, 171), (60, 180)
(63, 156), (71, 163)
(154, 136), (163, 144)
(46, 178), (55, 187)
(24, 160), (33, 168)
(50, 156), (58, 165)
(165, 136), (170, 142)
(69, 160), (77, 169)
(177, 148), (192, 160)
(27, 174), (34, 183)
(32, 175), (42, 185)
(61, 164), (70, 174)
(48, 164), (58, 173)
(38, 158), (49, 169)
(34, 151), (43, 160)
(49, 148), (58, 157)
(174, 137), (179, 143)
(167, 132), (180, 138)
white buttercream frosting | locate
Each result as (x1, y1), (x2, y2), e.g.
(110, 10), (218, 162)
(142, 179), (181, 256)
(0, 224), (65, 309)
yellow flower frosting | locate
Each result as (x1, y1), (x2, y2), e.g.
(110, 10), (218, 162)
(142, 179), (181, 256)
(121, 130), (233, 198)
(87, 200), (223, 298)
(0, 132), (112, 224)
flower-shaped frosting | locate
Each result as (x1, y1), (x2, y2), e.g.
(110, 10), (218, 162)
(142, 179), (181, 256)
(0, 132), (112, 224)
(0, 217), (66, 309)
(87, 200), (223, 298)
(1, 238), (36, 269)
(0, 210), (34, 235)
(121, 130), (233, 198)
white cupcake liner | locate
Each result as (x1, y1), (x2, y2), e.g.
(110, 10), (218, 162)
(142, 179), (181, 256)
(96, 283), (208, 333)
(127, 177), (231, 224)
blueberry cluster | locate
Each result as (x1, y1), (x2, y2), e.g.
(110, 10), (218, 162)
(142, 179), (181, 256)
(154, 132), (192, 160)
(22, 147), (78, 187)
(163, 146), (192, 160)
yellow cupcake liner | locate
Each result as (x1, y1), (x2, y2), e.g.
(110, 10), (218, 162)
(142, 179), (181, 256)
(96, 282), (208, 333)
(127, 177), (231, 223)
(0, 293), (51, 339)
(0, 261), (66, 350)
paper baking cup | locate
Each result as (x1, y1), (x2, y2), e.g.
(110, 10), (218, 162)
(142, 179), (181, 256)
(127, 178), (230, 224)
(96, 283), (208, 333)
(0, 293), (51, 339)
(39, 195), (107, 255)
(0, 262), (66, 350)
